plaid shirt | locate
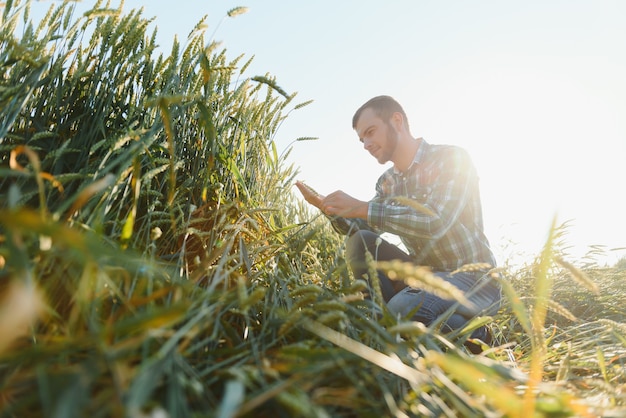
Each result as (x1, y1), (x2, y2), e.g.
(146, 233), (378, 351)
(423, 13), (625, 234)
(334, 139), (496, 271)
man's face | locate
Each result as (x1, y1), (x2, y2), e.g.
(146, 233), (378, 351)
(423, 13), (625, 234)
(354, 107), (398, 164)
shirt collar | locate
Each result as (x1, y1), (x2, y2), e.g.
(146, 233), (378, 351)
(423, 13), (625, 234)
(392, 138), (428, 175)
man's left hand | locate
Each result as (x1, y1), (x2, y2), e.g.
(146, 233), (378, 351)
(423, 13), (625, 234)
(322, 191), (368, 219)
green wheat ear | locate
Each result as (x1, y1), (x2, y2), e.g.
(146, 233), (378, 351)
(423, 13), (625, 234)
(227, 7), (249, 18)
(294, 99), (314, 110)
(251, 75), (289, 98)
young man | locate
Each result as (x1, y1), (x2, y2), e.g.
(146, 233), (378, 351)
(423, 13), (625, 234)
(295, 95), (500, 351)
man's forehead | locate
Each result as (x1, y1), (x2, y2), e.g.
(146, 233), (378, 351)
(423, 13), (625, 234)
(355, 108), (382, 128)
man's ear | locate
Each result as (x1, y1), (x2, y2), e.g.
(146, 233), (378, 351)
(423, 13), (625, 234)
(391, 112), (405, 132)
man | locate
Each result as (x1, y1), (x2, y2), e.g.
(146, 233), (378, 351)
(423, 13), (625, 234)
(295, 95), (500, 351)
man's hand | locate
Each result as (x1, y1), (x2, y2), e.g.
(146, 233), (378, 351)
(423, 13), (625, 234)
(321, 190), (368, 219)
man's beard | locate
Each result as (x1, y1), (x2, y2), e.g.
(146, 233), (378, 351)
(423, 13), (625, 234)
(378, 123), (399, 164)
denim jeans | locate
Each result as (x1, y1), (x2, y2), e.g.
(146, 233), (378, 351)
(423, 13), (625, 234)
(345, 230), (501, 333)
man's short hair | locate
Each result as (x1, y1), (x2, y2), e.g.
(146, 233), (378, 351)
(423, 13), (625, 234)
(352, 95), (409, 130)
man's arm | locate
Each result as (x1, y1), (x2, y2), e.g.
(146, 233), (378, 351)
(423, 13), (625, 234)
(368, 147), (476, 241)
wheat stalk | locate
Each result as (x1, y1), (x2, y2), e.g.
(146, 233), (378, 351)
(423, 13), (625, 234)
(377, 260), (474, 309)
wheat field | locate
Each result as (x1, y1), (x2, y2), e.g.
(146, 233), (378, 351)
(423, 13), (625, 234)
(1, 1), (625, 416)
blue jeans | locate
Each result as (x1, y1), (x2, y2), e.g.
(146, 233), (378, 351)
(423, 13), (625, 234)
(345, 230), (501, 333)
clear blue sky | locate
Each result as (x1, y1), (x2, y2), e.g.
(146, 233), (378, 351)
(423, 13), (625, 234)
(29, 0), (626, 265)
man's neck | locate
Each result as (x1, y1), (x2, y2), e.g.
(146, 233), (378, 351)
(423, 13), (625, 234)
(393, 137), (421, 173)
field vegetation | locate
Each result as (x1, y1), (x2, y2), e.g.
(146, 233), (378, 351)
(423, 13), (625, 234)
(1, 1), (625, 416)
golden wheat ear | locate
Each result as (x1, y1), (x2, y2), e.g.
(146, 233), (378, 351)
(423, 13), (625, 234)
(298, 181), (322, 197)
(449, 263), (493, 275)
